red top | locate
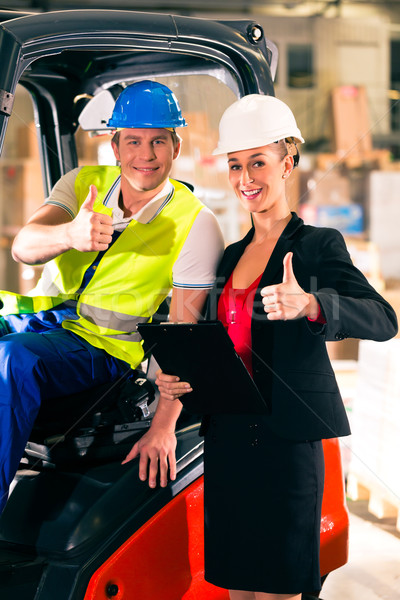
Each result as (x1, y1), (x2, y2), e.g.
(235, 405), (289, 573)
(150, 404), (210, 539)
(218, 273), (326, 378)
(218, 272), (263, 377)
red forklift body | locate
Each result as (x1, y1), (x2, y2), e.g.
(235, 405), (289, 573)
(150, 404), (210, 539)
(82, 440), (348, 600)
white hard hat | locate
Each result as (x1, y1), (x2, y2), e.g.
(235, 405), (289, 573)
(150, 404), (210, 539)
(213, 94), (304, 155)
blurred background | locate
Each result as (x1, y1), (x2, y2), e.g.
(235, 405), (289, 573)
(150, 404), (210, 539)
(1, 2), (400, 598)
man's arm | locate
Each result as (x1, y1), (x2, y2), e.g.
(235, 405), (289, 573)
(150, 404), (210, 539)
(12, 185), (113, 265)
(122, 206), (224, 486)
(122, 286), (209, 488)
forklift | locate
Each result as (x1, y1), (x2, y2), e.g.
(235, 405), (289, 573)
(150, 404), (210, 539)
(0, 9), (349, 599)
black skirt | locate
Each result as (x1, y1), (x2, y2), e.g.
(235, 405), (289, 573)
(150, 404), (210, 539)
(203, 414), (325, 595)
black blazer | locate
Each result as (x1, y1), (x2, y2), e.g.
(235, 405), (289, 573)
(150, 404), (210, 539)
(204, 213), (398, 441)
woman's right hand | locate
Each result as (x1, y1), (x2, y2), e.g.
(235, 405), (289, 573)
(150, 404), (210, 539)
(155, 369), (193, 401)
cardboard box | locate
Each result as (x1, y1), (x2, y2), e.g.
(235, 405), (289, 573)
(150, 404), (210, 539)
(0, 248), (19, 292)
(327, 339), (359, 361)
(0, 164), (24, 227)
(345, 237), (385, 292)
(0, 159), (44, 293)
(332, 86), (372, 156)
(179, 111), (217, 158)
(17, 121), (40, 159)
(316, 86), (391, 170)
(21, 160), (46, 222)
(301, 169), (351, 206)
(316, 149), (391, 171)
(0, 160), (44, 223)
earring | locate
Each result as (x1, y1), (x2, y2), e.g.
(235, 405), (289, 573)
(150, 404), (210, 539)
(282, 173), (288, 179)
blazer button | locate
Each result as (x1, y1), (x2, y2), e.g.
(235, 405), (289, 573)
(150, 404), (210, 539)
(251, 439), (259, 447)
(335, 332), (345, 340)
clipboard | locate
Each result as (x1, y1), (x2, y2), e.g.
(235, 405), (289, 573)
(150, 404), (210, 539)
(137, 321), (269, 415)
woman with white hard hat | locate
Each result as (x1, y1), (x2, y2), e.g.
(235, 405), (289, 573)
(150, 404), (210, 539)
(154, 95), (397, 600)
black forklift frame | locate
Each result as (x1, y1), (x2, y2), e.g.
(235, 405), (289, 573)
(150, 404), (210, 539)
(0, 9), (277, 195)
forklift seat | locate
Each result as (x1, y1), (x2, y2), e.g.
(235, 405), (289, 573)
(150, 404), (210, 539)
(24, 370), (156, 466)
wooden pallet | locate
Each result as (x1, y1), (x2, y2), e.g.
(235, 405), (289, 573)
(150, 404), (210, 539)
(347, 472), (400, 532)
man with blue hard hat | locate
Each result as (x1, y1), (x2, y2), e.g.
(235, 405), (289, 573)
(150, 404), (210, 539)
(0, 80), (224, 513)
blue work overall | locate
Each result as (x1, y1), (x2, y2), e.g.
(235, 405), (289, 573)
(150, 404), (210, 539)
(0, 232), (131, 513)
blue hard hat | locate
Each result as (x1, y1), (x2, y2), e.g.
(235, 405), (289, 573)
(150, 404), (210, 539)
(107, 80), (187, 129)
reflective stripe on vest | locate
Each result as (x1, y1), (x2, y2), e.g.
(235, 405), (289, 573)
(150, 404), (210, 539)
(0, 291), (67, 315)
(78, 303), (148, 341)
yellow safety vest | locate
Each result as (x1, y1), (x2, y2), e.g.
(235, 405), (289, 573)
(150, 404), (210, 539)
(0, 166), (204, 368)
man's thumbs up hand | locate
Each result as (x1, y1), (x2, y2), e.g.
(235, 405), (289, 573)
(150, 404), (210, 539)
(80, 184), (98, 212)
(66, 185), (113, 252)
(260, 252), (317, 321)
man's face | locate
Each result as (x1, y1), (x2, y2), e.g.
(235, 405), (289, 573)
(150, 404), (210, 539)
(112, 128), (180, 196)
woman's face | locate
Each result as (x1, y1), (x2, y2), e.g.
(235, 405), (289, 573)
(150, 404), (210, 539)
(227, 144), (292, 215)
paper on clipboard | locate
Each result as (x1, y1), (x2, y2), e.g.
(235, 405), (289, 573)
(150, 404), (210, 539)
(137, 321), (269, 415)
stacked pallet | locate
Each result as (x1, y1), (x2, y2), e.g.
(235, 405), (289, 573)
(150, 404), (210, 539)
(347, 339), (400, 531)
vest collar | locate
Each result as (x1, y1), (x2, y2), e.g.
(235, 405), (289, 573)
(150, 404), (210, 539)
(104, 177), (174, 225)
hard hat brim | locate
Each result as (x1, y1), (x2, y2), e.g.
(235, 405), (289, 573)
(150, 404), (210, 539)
(107, 120), (187, 129)
(212, 132), (305, 156)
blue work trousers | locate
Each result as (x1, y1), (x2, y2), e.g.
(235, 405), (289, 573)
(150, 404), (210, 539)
(0, 319), (130, 514)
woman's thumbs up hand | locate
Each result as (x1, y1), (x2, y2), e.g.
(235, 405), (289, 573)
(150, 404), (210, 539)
(260, 252), (319, 321)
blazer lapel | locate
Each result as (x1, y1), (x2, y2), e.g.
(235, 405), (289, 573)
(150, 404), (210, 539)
(258, 212), (304, 289)
(206, 228), (254, 319)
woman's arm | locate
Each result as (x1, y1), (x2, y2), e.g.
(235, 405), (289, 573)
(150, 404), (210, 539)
(260, 228), (397, 341)
(310, 229), (398, 341)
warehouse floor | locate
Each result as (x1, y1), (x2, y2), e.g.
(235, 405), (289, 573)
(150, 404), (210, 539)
(322, 499), (400, 599)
